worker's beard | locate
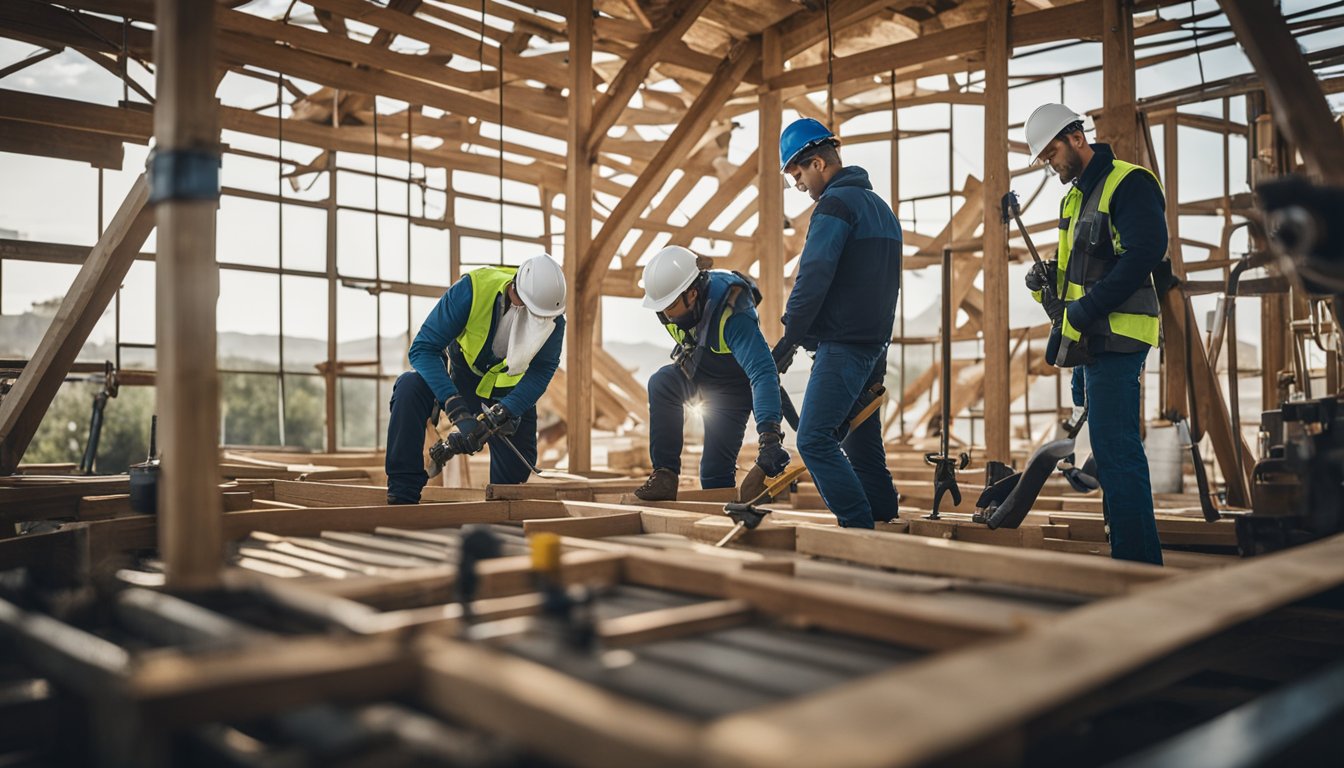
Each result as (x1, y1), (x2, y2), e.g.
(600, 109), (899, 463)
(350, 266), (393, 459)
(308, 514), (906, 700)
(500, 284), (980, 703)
(1056, 144), (1085, 184)
(658, 301), (703, 332)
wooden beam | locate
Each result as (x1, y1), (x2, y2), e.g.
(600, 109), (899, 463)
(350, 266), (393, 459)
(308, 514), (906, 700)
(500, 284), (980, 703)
(704, 532), (1344, 768)
(565, 0), (595, 473)
(1217, 0), (1344, 182)
(768, 0), (1100, 91)
(981, 0), (1011, 463)
(153, 0), (223, 589)
(0, 118), (124, 168)
(757, 27), (785, 341)
(0, 176), (154, 474)
(597, 598), (753, 646)
(588, 0), (713, 157)
(579, 36), (761, 296)
(1099, 0), (1138, 162)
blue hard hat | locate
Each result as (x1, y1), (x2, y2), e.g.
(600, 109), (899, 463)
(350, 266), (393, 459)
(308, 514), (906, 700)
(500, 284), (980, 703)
(779, 118), (836, 171)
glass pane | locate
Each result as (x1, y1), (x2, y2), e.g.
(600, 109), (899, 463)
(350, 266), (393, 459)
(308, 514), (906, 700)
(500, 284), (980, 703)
(378, 213), (409, 281)
(218, 270), (279, 371)
(380, 293), (410, 375)
(282, 375), (326, 451)
(337, 209), (376, 279)
(217, 196), (279, 268)
(337, 376), (377, 449)
(281, 275), (328, 373)
(281, 204), (327, 273)
(410, 224), (451, 287)
(221, 372), (281, 447)
(118, 261), (156, 345)
(26, 381), (157, 474)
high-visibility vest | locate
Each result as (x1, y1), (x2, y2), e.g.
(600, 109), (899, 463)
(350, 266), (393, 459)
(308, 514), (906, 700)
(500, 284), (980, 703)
(662, 271), (756, 379)
(1048, 159), (1164, 351)
(456, 266), (529, 398)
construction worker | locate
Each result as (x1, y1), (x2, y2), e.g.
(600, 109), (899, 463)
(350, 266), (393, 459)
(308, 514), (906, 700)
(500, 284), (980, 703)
(385, 254), (566, 504)
(773, 118), (901, 528)
(634, 245), (790, 500)
(1023, 103), (1166, 565)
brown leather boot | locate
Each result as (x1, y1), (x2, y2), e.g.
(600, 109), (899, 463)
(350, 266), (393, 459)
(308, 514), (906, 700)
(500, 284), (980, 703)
(634, 467), (679, 501)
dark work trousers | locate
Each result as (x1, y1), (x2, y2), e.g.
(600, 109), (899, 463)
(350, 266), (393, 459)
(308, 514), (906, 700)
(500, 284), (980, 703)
(1080, 350), (1163, 565)
(842, 352), (900, 523)
(385, 369), (539, 503)
(647, 364), (753, 489)
(797, 341), (891, 528)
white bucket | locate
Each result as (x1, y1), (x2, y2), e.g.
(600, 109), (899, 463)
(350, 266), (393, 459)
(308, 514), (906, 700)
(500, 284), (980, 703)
(1146, 424), (1184, 494)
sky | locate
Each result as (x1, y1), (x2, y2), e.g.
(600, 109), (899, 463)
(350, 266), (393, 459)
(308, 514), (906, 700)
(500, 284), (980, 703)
(1, 0), (1342, 359)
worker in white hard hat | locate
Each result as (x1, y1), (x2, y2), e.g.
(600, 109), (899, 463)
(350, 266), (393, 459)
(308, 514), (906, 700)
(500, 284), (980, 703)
(633, 245), (789, 501)
(385, 254), (567, 503)
(1022, 102), (1169, 565)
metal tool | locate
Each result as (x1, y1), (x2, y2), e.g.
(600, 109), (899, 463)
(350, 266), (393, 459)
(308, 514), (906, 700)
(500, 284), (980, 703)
(924, 246), (970, 520)
(716, 463), (809, 547)
(429, 403), (587, 482)
(1002, 190), (1081, 368)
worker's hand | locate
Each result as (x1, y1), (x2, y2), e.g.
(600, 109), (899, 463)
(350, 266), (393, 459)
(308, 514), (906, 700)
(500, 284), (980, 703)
(1025, 260), (1056, 293)
(1042, 295), (1066, 323)
(482, 402), (518, 437)
(755, 425), (791, 477)
(447, 414), (488, 456)
(771, 340), (798, 374)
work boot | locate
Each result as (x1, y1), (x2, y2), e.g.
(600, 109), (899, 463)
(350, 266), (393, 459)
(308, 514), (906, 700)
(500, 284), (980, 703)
(387, 493), (418, 505)
(634, 468), (679, 501)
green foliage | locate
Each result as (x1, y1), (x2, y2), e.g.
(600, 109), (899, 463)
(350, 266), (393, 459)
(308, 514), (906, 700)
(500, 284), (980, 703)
(26, 383), (155, 473)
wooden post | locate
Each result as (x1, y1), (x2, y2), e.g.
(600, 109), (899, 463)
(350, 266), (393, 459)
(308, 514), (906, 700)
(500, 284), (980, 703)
(1161, 116), (1184, 416)
(1100, 0), (1137, 163)
(154, 0), (223, 589)
(1247, 92), (1287, 408)
(565, 0), (594, 472)
(981, 0), (1011, 463)
(757, 28), (785, 342)
(325, 152), (339, 453)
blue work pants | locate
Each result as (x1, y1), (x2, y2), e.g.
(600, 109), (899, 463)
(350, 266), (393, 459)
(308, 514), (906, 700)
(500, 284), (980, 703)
(385, 369), (538, 503)
(647, 364), (752, 489)
(1080, 350), (1163, 565)
(797, 342), (895, 528)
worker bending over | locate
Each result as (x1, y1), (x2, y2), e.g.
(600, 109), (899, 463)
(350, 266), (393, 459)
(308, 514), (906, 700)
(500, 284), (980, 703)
(634, 245), (790, 501)
(385, 254), (566, 504)
(1023, 103), (1166, 565)
(773, 118), (901, 528)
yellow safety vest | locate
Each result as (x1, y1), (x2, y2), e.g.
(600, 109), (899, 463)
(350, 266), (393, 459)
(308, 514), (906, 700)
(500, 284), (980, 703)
(1045, 159), (1164, 351)
(457, 266), (529, 398)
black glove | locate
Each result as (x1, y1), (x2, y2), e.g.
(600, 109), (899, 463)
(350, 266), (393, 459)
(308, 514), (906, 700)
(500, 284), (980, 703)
(444, 396), (487, 455)
(755, 424), (791, 476)
(1025, 259), (1056, 292)
(1041, 293), (1066, 323)
(771, 340), (798, 374)
(481, 402), (519, 437)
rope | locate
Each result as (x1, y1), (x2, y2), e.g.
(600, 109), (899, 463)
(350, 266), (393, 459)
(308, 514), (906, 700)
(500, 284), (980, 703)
(1188, 1), (1207, 87)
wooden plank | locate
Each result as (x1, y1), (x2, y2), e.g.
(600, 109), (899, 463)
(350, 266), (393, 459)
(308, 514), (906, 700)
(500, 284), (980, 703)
(154, 0), (223, 589)
(565, 0), (595, 473)
(271, 480), (481, 507)
(703, 532), (1344, 768)
(0, 117), (124, 167)
(419, 636), (700, 768)
(597, 598), (753, 647)
(0, 176), (154, 474)
(794, 524), (1169, 597)
(757, 28), (785, 340)
(522, 512), (645, 538)
(725, 569), (1022, 650)
(219, 501), (512, 540)
(1098, 0), (1138, 162)
(588, 0), (714, 155)
(981, 0), (1011, 463)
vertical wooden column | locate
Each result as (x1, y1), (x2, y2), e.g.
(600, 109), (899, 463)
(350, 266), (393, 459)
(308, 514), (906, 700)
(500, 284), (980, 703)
(324, 152), (338, 452)
(757, 28), (785, 342)
(1247, 92), (1287, 408)
(564, 0), (594, 472)
(1100, 0), (1138, 162)
(981, 0), (1010, 462)
(154, 0), (222, 589)
(1161, 116), (1185, 416)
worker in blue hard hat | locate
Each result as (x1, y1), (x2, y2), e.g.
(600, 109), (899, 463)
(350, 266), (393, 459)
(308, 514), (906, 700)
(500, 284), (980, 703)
(771, 117), (902, 529)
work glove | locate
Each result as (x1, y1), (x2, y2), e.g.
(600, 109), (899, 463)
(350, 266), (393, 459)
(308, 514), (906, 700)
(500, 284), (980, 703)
(444, 395), (488, 455)
(481, 402), (519, 438)
(1024, 260), (1056, 293)
(1041, 293), (1066, 324)
(771, 340), (798, 374)
(755, 424), (791, 477)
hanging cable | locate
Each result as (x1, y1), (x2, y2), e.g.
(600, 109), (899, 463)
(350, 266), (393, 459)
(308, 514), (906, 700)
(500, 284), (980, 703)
(1188, 0), (1207, 87)
(824, 0), (835, 128)
(497, 10), (505, 265)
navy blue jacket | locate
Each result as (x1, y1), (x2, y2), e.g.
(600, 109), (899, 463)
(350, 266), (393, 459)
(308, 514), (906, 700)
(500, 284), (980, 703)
(780, 166), (903, 349)
(681, 271), (783, 429)
(408, 273), (565, 417)
(1064, 143), (1168, 334)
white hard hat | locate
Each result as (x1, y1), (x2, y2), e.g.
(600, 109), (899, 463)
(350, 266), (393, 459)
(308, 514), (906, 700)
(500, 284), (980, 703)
(642, 245), (701, 311)
(1025, 103), (1086, 160)
(515, 253), (566, 317)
